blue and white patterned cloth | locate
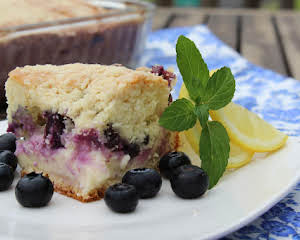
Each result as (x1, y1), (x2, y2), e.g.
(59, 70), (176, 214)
(139, 25), (300, 239)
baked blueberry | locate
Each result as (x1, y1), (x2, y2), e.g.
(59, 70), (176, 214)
(0, 150), (18, 172)
(0, 133), (16, 152)
(122, 168), (162, 198)
(170, 165), (209, 199)
(104, 183), (138, 213)
(43, 112), (65, 149)
(159, 152), (191, 179)
(15, 172), (54, 207)
(0, 163), (14, 191)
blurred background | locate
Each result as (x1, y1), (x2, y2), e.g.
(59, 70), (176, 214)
(143, 0), (300, 9)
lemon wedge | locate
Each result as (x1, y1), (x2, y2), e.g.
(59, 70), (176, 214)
(179, 82), (255, 169)
(227, 141), (254, 168)
(179, 128), (254, 169)
(183, 123), (254, 169)
(210, 102), (288, 152)
(177, 132), (202, 167)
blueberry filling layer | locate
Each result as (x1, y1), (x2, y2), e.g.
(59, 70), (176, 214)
(9, 107), (148, 159)
(73, 128), (101, 149)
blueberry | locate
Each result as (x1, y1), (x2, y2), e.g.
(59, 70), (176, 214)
(44, 112), (66, 149)
(151, 65), (164, 75)
(15, 173), (54, 207)
(104, 183), (138, 213)
(0, 163), (14, 191)
(159, 152), (191, 179)
(0, 133), (16, 152)
(122, 168), (162, 198)
(170, 165), (209, 199)
(151, 65), (175, 86)
(104, 124), (140, 158)
(0, 150), (18, 172)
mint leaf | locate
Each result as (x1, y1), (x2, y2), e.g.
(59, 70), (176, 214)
(159, 98), (197, 131)
(176, 35), (209, 103)
(200, 121), (230, 189)
(195, 104), (209, 128)
(201, 67), (235, 110)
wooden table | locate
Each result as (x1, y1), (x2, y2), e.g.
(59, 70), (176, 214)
(153, 8), (300, 80)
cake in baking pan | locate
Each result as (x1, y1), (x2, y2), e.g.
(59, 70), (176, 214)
(0, 0), (153, 104)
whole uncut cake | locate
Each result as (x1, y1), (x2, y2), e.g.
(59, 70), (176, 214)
(6, 63), (177, 202)
(0, 0), (151, 104)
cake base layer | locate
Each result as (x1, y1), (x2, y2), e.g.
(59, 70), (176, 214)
(20, 157), (159, 202)
(16, 130), (175, 202)
(18, 146), (161, 202)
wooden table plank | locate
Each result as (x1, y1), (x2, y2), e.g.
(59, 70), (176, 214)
(153, 8), (206, 30)
(169, 14), (206, 27)
(155, 8), (300, 18)
(207, 15), (239, 50)
(275, 15), (300, 80)
(241, 15), (287, 75)
(152, 8), (300, 76)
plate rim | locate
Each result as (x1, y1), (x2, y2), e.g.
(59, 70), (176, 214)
(1, 119), (300, 240)
(210, 166), (300, 239)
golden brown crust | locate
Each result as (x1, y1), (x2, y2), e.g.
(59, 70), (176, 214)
(8, 64), (167, 89)
(53, 183), (104, 203)
(173, 132), (181, 151)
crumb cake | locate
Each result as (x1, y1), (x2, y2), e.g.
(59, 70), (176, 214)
(0, 0), (153, 104)
(6, 63), (176, 202)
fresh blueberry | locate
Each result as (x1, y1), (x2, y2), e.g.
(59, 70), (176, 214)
(15, 173), (54, 207)
(122, 168), (162, 198)
(0, 163), (14, 191)
(0, 150), (18, 172)
(159, 152), (191, 179)
(104, 183), (138, 213)
(0, 133), (16, 152)
(170, 165), (209, 199)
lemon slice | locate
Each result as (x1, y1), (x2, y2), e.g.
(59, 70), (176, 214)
(210, 102), (288, 152)
(177, 132), (202, 167)
(179, 82), (254, 169)
(184, 124), (254, 169)
(180, 128), (254, 169)
(228, 141), (254, 168)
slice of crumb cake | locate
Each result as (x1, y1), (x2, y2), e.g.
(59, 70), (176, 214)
(6, 63), (177, 202)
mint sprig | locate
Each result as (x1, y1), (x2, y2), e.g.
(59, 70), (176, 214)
(159, 35), (235, 189)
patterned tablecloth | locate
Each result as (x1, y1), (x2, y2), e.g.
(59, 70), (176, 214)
(139, 25), (300, 239)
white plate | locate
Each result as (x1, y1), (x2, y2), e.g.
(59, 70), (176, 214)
(0, 120), (300, 240)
